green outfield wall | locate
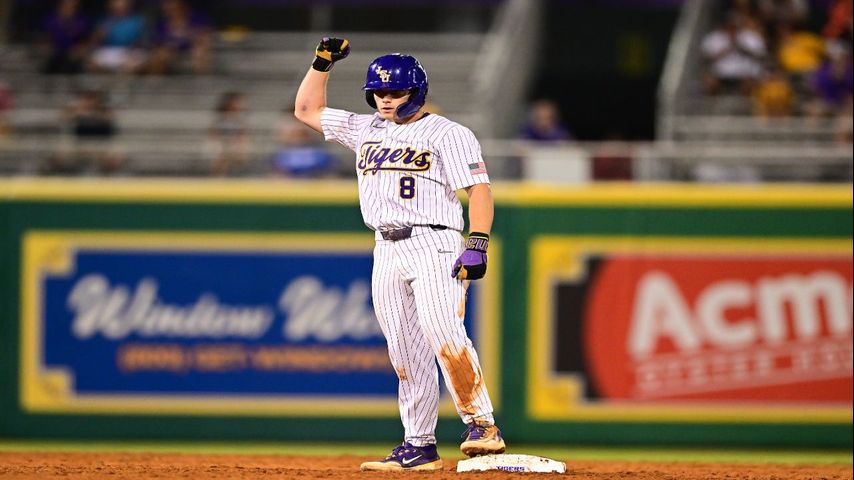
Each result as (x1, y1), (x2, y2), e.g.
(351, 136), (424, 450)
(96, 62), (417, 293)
(1, 179), (851, 448)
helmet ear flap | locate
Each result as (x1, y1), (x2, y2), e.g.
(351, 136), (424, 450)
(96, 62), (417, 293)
(365, 91), (377, 108)
(395, 87), (427, 119)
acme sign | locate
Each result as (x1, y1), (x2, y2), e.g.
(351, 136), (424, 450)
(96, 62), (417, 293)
(581, 255), (853, 402)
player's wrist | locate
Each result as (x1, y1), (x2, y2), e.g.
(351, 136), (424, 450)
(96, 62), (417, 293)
(312, 56), (334, 72)
(465, 232), (489, 252)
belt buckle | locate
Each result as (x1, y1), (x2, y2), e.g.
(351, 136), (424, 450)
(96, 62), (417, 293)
(380, 226), (413, 241)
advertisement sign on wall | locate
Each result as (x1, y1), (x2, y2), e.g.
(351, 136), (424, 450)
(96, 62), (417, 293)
(20, 231), (499, 416)
(528, 236), (853, 423)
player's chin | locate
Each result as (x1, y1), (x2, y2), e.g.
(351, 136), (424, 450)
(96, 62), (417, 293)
(378, 108), (395, 119)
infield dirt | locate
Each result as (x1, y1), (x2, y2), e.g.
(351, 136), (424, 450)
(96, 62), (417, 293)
(1, 452), (852, 479)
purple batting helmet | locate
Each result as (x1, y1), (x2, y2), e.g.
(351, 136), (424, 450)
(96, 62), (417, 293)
(363, 53), (428, 119)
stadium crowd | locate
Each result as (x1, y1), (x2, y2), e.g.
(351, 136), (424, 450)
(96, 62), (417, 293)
(39, 0), (212, 76)
(0, 0), (849, 180)
(702, 0), (852, 142)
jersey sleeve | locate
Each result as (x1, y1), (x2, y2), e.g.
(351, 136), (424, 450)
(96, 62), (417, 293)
(319, 107), (365, 152)
(437, 125), (490, 190)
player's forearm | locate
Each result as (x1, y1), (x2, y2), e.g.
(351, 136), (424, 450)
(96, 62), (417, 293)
(294, 68), (329, 132)
(466, 184), (494, 235)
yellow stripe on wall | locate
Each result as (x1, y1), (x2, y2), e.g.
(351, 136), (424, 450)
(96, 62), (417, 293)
(0, 178), (360, 204)
(1, 179), (851, 207)
(492, 182), (854, 207)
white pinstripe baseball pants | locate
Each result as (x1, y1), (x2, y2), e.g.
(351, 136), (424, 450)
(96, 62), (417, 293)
(372, 227), (495, 447)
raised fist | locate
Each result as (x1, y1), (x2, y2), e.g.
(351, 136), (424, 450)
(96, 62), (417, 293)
(312, 37), (350, 72)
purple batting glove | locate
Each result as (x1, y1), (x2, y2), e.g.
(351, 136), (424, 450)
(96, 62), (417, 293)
(451, 232), (489, 280)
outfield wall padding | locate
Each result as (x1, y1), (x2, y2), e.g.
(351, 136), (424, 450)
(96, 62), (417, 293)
(1, 179), (851, 448)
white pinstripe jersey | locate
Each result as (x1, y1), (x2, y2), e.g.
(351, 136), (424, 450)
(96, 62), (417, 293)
(320, 107), (490, 232)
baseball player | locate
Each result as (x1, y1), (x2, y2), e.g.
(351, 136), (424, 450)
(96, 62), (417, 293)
(294, 38), (504, 471)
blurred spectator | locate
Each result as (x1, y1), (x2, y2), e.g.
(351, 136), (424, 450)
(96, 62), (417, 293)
(805, 45), (853, 118)
(39, 0), (92, 75)
(753, 66), (796, 117)
(270, 108), (336, 178)
(87, 0), (148, 74)
(0, 81), (12, 139)
(822, 0), (852, 42)
(728, 0), (764, 32)
(206, 91), (252, 176)
(775, 23), (825, 88)
(517, 99), (573, 142)
(146, 0), (213, 75)
(46, 89), (125, 175)
(756, 0), (809, 38)
(701, 12), (767, 95)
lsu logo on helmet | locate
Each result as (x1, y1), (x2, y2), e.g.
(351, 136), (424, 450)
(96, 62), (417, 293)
(375, 67), (392, 83)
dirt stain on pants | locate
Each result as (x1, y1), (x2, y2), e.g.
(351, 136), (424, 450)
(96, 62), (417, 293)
(439, 344), (483, 416)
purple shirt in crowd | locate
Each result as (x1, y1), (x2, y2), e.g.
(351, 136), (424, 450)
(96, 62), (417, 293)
(518, 123), (574, 142)
(42, 13), (91, 52)
(813, 59), (854, 107)
(155, 12), (211, 50)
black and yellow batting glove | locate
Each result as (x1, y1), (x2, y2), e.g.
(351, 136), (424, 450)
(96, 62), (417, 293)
(312, 37), (350, 72)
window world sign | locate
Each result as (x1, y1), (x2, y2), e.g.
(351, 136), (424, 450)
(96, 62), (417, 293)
(20, 231), (486, 417)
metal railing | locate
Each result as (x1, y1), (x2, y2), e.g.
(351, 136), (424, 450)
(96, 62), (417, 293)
(473, 0), (541, 138)
(657, 0), (717, 140)
(478, 139), (852, 182)
(2, 137), (850, 182)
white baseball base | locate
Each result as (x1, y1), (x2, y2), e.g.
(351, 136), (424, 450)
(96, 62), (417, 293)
(456, 454), (567, 474)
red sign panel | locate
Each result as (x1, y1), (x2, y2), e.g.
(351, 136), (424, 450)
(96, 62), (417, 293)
(583, 256), (853, 402)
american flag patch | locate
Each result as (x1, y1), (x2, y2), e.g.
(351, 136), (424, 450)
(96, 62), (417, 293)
(468, 162), (487, 175)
